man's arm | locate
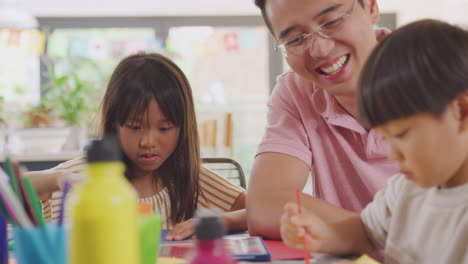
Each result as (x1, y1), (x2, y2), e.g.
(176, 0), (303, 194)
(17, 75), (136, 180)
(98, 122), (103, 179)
(247, 152), (365, 240)
(247, 152), (309, 239)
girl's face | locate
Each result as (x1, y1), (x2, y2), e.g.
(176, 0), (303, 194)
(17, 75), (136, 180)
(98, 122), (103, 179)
(116, 98), (180, 178)
(378, 107), (468, 188)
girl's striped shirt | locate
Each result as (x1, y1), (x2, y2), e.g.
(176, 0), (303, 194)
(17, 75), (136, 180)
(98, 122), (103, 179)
(41, 157), (245, 229)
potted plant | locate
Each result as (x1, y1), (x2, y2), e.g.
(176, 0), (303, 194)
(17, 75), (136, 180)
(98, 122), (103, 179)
(21, 102), (57, 128)
(38, 56), (105, 150)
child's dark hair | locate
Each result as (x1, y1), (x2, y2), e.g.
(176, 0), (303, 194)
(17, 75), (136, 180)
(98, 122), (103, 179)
(358, 19), (468, 128)
(100, 52), (200, 224)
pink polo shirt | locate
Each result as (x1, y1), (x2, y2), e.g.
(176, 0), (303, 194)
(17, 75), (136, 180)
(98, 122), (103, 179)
(257, 71), (398, 212)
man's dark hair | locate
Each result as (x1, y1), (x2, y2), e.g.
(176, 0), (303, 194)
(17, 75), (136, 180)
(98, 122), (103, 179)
(254, 0), (364, 35)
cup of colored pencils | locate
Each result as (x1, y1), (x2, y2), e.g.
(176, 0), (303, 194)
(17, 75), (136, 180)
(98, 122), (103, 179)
(0, 157), (67, 264)
(0, 212), (7, 264)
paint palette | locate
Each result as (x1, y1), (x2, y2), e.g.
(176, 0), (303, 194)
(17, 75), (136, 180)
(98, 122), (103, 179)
(225, 236), (271, 261)
(159, 230), (271, 262)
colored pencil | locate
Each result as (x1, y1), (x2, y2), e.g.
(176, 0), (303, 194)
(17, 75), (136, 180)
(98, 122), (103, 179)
(0, 203), (10, 224)
(4, 157), (21, 203)
(0, 211), (7, 264)
(0, 170), (14, 223)
(0, 193), (18, 224)
(22, 178), (45, 227)
(58, 181), (71, 226)
(0, 169), (7, 181)
(0, 176), (32, 228)
(295, 189), (310, 264)
(12, 162), (38, 226)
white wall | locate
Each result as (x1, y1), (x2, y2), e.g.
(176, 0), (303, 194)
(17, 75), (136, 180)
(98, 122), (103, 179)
(18, 0), (259, 17)
(14, 0), (468, 26)
(379, 0), (468, 26)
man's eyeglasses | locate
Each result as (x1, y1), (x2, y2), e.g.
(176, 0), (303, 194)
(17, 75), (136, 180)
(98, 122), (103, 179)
(275, 0), (358, 58)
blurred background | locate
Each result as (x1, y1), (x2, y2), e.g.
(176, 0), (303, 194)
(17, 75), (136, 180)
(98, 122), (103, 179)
(0, 0), (465, 184)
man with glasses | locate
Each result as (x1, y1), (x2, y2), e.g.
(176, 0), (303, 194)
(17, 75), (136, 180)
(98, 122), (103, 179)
(247, 0), (398, 239)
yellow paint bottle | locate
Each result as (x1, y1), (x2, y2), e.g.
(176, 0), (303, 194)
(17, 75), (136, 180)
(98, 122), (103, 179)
(69, 137), (140, 264)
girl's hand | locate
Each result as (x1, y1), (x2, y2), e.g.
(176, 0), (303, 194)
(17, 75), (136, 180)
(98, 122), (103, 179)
(280, 202), (333, 253)
(25, 170), (84, 200)
(55, 170), (83, 191)
(165, 218), (197, 241)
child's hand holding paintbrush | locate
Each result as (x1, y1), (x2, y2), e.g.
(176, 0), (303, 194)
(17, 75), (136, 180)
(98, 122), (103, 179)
(280, 193), (338, 256)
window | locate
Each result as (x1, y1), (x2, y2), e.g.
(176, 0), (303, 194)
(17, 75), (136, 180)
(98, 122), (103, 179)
(167, 25), (269, 179)
(0, 29), (42, 109)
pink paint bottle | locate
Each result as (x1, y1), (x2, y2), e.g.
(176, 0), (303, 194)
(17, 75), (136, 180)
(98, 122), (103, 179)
(187, 215), (237, 264)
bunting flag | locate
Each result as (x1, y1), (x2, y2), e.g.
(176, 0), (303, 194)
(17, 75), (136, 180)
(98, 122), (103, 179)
(125, 39), (146, 55)
(204, 33), (223, 56)
(68, 36), (88, 57)
(0, 29), (46, 55)
(146, 37), (164, 52)
(7, 29), (21, 47)
(223, 31), (240, 52)
(0, 30), (8, 46)
(110, 40), (126, 60)
(239, 28), (257, 50)
(165, 37), (175, 52)
(28, 31), (46, 56)
(46, 33), (68, 57)
(0, 27), (260, 59)
(88, 36), (108, 60)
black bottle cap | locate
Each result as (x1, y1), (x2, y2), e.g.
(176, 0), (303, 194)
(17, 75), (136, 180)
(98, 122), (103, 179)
(86, 135), (122, 162)
(195, 215), (226, 239)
